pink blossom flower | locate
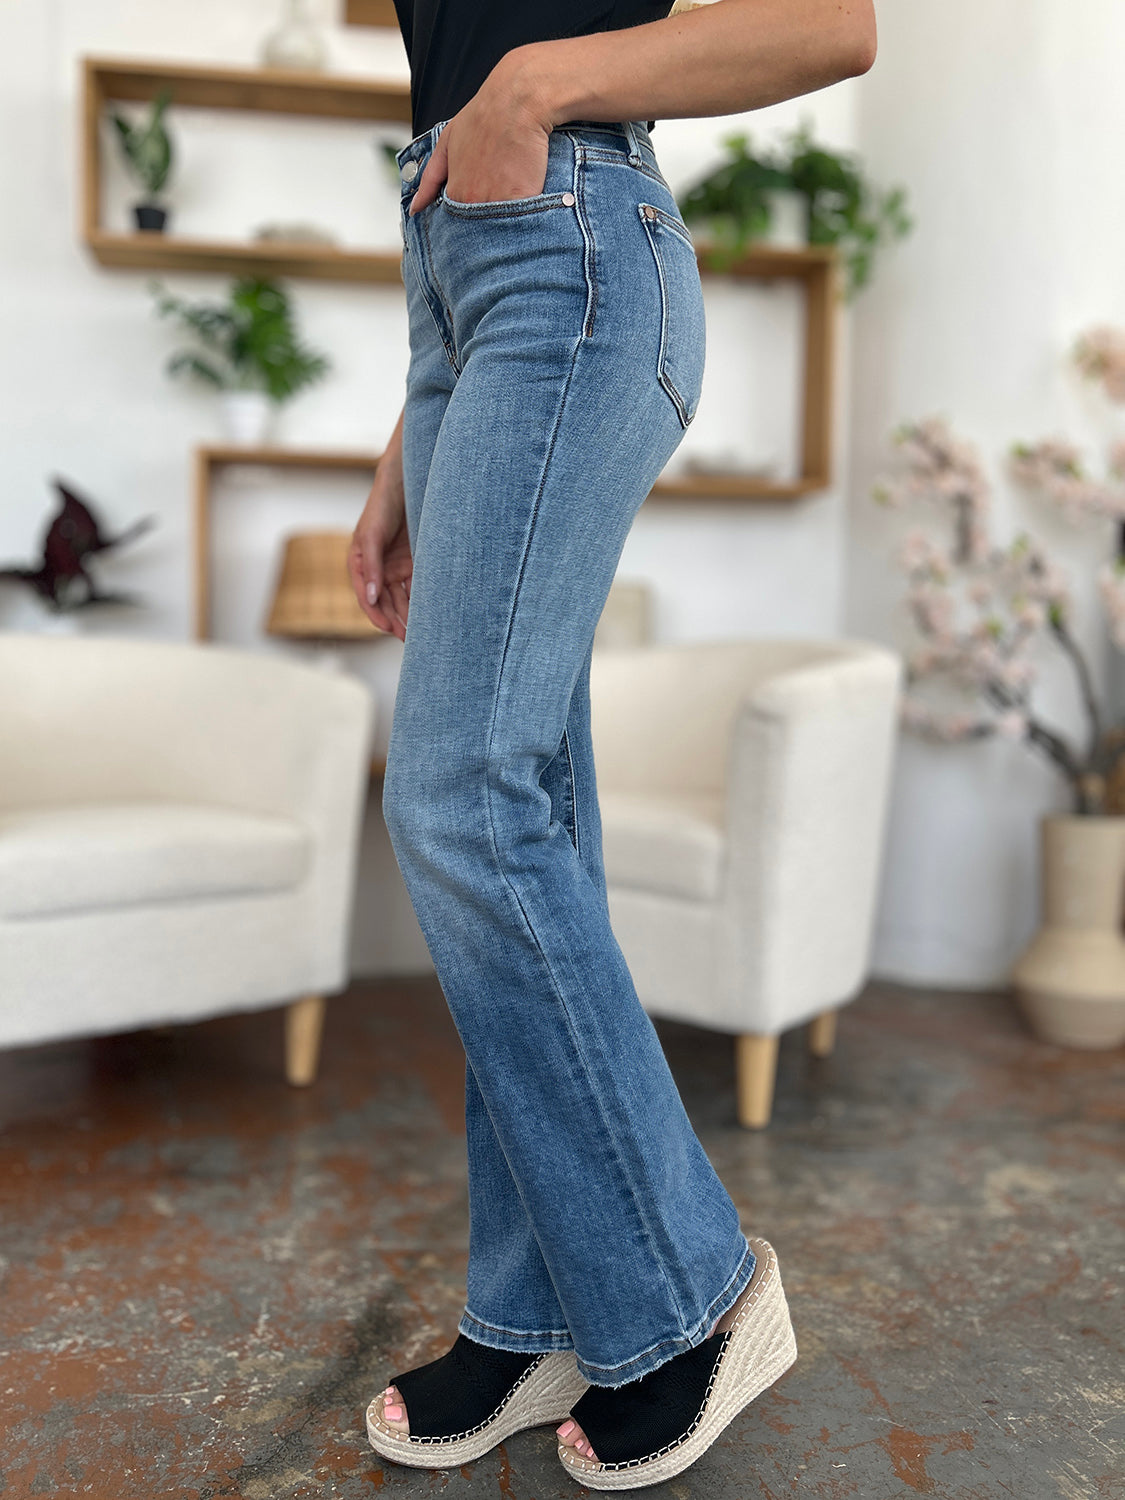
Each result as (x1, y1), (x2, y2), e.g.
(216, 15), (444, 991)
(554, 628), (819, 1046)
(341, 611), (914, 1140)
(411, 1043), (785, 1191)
(1074, 324), (1125, 403)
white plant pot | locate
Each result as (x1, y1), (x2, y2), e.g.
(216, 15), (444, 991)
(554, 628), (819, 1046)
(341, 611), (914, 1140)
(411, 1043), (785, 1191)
(763, 189), (809, 249)
(34, 608), (82, 636)
(220, 391), (275, 447)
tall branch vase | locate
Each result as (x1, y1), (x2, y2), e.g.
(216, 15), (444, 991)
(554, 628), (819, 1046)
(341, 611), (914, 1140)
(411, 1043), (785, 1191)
(1012, 816), (1125, 1049)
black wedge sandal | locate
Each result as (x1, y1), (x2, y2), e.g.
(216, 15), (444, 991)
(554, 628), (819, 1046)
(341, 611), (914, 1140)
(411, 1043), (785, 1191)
(557, 1237), (797, 1490)
(366, 1333), (588, 1468)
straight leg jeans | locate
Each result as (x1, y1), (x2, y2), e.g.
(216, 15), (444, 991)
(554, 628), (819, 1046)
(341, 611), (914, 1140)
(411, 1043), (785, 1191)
(383, 115), (755, 1388)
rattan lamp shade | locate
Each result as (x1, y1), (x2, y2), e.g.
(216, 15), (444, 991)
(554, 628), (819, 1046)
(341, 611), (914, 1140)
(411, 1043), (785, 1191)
(266, 530), (381, 640)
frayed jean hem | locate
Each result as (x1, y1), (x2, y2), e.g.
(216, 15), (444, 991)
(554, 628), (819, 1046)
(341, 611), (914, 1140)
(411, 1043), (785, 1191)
(459, 1236), (758, 1388)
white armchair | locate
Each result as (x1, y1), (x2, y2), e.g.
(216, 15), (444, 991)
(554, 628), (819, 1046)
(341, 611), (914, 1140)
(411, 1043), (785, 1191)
(590, 638), (903, 1127)
(0, 635), (373, 1083)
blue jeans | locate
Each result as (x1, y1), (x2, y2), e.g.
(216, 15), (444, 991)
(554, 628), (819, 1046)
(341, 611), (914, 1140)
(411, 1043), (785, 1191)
(384, 114), (755, 1388)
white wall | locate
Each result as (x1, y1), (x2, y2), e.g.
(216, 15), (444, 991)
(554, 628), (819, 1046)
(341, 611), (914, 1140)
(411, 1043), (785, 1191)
(848, 0), (1125, 985)
(0, 0), (863, 976)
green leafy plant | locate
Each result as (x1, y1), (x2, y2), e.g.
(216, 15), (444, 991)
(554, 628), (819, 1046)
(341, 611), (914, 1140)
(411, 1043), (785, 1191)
(676, 132), (791, 269)
(677, 118), (912, 297)
(151, 277), (330, 402)
(110, 89), (174, 200)
(785, 122), (911, 296)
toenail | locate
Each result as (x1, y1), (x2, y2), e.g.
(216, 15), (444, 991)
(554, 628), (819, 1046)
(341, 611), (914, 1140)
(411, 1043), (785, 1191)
(385, 1403), (403, 1421)
(558, 1420), (575, 1437)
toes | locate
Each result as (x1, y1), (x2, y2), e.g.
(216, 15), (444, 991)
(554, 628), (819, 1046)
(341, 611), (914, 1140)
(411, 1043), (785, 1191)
(381, 1385), (410, 1434)
(557, 1420), (597, 1464)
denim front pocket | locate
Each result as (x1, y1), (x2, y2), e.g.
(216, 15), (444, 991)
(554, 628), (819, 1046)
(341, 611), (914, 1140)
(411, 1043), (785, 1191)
(638, 203), (706, 428)
(439, 186), (575, 219)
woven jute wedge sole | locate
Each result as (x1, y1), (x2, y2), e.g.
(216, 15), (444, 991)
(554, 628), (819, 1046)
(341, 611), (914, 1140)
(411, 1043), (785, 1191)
(558, 1236), (797, 1490)
(366, 1348), (588, 1468)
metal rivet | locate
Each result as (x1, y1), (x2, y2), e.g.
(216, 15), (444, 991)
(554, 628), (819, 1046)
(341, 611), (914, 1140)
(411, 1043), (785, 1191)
(643, 205), (657, 220)
(562, 191), (575, 207)
(401, 160), (419, 182)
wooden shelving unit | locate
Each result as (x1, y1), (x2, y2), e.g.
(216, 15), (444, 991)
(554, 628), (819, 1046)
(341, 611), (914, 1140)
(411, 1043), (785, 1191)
(192, 444), (381, 642)
(651, 242), (839, 499)
(193, 445), (389, 779)
(82, 57), (412, 281)
(84, 55), (838, 499)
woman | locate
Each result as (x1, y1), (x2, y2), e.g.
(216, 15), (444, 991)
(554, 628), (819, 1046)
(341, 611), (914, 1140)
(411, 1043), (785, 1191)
(348, 0), (876, 1486)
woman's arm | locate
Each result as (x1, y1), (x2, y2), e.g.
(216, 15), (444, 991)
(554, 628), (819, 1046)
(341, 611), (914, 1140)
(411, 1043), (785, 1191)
(532, 0), (876, 126)
(409, 0), (876, 212)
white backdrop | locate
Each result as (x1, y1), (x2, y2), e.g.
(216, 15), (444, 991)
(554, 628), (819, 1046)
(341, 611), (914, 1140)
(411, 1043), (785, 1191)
(846, 0), (1125, 985)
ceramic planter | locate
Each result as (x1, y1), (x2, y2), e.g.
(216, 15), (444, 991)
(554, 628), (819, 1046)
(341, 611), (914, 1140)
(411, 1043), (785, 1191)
(1012, 815), (1125, 1049)
(763, 189), (809, 249)
(220, 391), (274, 447)
(133, 202), (168, 232)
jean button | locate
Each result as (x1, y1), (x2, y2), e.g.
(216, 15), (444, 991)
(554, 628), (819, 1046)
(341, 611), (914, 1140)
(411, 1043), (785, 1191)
(401, 160), (419, 182)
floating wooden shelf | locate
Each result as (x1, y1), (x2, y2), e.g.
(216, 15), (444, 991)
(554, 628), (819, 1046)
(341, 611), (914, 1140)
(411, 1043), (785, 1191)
(344, 0), (401, 26)
(86, 229), (404, 282)
(81, 57), (411, 279)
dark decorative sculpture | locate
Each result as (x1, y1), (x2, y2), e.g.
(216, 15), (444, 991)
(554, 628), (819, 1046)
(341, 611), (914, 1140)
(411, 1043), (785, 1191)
(0, 479), (155, 612)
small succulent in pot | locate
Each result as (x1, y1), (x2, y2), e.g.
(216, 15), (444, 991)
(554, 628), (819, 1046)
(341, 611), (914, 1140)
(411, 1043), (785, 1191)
(110, 88), (174, 233)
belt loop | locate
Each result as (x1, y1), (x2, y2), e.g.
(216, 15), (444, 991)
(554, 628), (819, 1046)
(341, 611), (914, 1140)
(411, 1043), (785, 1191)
(622, 118), (644, 166)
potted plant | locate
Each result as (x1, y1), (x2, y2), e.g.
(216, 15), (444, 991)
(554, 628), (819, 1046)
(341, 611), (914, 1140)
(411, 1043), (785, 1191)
(151, 276), (330, 445)
(873, 390), (1125, 1050)
(110, 89), (174, 233)
(676, 132), (793, 264)
(678, 118), (912, 297)
(0, 479), (154, 630)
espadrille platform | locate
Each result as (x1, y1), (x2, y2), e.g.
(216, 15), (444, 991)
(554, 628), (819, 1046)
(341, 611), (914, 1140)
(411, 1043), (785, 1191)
(557, 1236), (797, 1490)
(366, 1336), (588, 1469)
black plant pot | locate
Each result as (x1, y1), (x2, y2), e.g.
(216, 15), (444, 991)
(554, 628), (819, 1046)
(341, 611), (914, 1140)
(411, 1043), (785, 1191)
(133, 202), (168, 233)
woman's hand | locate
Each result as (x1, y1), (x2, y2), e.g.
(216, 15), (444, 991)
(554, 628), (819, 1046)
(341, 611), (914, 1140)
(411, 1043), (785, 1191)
(408, 50), (553, 214)
(348, 406), (412, 643)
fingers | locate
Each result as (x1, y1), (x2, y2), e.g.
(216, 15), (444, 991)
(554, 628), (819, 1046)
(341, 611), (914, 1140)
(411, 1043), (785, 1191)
(408, 135), (449, 215)
(347, 536), (408, 641)
(346, 538), (385, 628)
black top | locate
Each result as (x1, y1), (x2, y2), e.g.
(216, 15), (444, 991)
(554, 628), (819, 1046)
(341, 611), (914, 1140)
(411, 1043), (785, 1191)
(393, 0), (670, 139)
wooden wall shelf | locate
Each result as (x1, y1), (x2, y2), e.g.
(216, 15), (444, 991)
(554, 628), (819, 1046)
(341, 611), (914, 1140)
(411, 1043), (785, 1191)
(86, 229), (404, 282)
(344, 0), (401, 26)
(81, 57), (411, 280)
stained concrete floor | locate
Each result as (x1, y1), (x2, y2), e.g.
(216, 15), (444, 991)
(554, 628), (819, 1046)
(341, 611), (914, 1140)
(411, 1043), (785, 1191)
(0, 978), (1121, 1500)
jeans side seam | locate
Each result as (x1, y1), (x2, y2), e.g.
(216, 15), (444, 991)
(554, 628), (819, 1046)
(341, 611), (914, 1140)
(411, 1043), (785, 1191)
(570, 140), (598, 339)
(480, 332), (690, 1345)
(561, 725), (580, 859)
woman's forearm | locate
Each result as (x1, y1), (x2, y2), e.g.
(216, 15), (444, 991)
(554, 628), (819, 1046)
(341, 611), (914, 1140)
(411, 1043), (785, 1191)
(505, 0), (876, 128)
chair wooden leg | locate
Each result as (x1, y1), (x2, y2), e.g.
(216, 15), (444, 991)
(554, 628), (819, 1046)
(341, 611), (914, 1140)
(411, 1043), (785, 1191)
(807, 1008), (838, 1058)
(285, 994), (326, 1086)
(735, 1033), (779, 1129)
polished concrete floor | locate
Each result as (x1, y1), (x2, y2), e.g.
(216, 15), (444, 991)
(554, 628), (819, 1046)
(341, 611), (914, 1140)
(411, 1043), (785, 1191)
(0, 978), (1121, 1500)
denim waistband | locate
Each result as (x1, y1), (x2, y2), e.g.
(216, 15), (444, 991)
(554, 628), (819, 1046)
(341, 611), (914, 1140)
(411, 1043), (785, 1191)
(394, 117), (658, 175)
